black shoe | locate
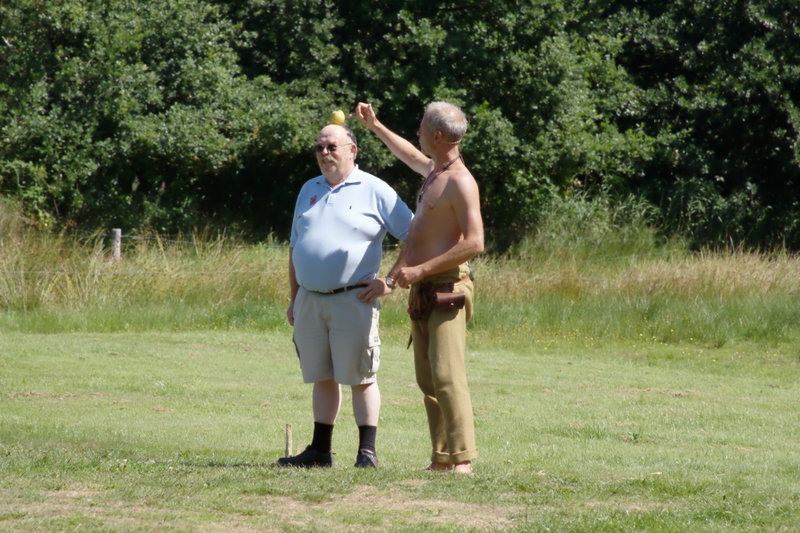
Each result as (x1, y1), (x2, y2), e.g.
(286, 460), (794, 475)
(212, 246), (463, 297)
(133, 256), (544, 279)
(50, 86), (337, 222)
(277, 445), (333, 468)
(354, 448), (378, 468)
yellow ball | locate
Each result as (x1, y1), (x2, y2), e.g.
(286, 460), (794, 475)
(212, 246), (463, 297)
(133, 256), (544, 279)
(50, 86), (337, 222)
(330, 109), (346, 125)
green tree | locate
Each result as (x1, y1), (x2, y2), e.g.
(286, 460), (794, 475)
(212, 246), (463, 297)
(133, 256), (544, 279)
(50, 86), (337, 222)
(602, 0), (800, 248)
(3, 0), (799, 250)
(0, 0), (310, 234)
(220, 0), (658, 249)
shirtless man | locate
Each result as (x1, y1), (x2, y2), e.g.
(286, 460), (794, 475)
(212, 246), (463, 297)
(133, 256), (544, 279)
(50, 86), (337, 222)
(355, 101), (484, 474)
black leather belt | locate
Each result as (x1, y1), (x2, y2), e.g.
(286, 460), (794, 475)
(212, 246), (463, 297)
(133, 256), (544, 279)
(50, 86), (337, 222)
(312, 283), (366, 295)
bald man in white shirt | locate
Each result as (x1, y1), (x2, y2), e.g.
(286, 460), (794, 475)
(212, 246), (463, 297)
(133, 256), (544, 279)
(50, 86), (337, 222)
(278, 124), (413, 469)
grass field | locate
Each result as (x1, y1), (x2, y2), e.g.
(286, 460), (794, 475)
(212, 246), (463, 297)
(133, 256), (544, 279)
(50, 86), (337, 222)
(2, 198), (800, 530)
(2, 324), (799, 531)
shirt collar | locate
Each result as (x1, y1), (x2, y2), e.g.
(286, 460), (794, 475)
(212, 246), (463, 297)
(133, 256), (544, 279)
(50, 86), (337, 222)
(316, 165), (363, 188)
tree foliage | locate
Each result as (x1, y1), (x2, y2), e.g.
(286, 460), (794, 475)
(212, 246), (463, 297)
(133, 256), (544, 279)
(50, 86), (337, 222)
(601, 0), (800, 248)
(1, 0), (799, 249)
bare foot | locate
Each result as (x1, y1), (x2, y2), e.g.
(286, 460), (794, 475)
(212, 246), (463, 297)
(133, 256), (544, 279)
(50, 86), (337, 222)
(426, 462), (452, 472)
(453, 461), (473, 474)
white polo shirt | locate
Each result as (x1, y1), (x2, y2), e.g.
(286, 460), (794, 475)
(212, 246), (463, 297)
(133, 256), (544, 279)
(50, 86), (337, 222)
(290, 166), (413, 293)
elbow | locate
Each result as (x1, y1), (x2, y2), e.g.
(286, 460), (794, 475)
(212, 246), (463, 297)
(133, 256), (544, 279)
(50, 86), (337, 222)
(471, 235), (485, 256)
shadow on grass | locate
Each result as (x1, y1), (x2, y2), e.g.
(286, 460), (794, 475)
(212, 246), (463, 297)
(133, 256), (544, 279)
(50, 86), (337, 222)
(179, 460), (278, 469)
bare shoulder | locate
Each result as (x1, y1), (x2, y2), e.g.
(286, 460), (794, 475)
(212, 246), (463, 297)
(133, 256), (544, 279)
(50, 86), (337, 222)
(444, 166), (480, 199)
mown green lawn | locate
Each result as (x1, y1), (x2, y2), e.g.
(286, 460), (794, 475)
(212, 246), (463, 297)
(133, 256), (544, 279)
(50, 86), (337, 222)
(1, 327), (798, 531)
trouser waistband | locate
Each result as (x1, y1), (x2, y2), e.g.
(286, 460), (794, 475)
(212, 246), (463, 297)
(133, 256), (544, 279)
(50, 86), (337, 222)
(310, 283), (366, 295)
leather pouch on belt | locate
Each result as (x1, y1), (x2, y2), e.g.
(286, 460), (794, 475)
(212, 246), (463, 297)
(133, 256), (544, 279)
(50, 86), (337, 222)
(433, 291), (466, 311)
(408, 287), (432, 320)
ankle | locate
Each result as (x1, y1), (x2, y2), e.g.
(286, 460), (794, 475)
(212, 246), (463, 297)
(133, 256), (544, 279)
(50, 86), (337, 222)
(453, 461), (473, 474)
(426, 462), (452, 472)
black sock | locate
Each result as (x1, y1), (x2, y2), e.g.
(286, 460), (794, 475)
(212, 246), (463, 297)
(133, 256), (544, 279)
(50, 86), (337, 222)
(311, 422), (334, 453)
(358, 425), (377, 454)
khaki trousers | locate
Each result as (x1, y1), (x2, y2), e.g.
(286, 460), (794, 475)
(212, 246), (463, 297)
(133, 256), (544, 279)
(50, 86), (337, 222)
(410, 265), (477, 465)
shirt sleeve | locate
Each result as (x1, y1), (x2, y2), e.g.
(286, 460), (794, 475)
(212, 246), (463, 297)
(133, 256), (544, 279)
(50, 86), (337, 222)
(375, 178), (413, 241)
(288, 181), (308, 248)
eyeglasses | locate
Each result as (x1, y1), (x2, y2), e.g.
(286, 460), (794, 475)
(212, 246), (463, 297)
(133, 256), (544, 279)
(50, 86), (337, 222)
(314, 143), (352, 153)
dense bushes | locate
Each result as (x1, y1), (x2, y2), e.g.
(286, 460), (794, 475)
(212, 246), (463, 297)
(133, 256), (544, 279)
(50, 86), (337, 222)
(1, 0), (799, 249)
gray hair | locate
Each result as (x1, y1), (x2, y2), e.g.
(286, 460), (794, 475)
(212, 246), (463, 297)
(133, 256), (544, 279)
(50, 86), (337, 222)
(342, 125), (358, 146)
(424, 102), (468, 143)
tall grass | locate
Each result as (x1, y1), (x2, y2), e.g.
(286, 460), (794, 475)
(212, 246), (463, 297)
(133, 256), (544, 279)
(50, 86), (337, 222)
(474, 194), (800, 349)
(2, 196), (799, 351)
(1, 199), (287, 331)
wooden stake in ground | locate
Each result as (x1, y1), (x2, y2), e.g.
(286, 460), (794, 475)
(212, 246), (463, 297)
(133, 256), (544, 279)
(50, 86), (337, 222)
(285, 423), (292, 458)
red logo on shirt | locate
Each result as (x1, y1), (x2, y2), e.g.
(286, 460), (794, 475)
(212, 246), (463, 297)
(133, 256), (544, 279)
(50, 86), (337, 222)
(310, 195), (317, 206)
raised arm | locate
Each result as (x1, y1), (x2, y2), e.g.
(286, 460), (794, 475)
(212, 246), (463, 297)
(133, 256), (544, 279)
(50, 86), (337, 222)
(354, 102), (432, 177)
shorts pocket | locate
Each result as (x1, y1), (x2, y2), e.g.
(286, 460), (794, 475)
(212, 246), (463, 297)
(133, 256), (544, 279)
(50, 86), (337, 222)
(361, 344), (381, 373)
(292, 335), (300, 360)
(360, 306), (381, 373)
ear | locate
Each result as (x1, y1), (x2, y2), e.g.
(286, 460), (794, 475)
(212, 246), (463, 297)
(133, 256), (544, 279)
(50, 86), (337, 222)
(433, 130), (444, 144)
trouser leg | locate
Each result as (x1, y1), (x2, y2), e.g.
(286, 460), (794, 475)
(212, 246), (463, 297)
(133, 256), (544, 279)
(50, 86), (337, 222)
(412, 292), (477, 465)
(413, 318), (449, 462)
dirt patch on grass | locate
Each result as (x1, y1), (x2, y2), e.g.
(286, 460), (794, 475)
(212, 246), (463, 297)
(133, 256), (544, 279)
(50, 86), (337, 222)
(0, 485), (526, 532)
(0, 488), (259, 532)
(249, 484), (526, 531)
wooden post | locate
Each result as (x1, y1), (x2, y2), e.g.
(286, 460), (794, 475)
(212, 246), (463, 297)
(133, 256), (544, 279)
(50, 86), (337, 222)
(285, 423), (293, 458)
(111, 228), (122, 262)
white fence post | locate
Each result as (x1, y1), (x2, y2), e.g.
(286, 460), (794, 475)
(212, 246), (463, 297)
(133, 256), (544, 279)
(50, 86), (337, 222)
(111, 228), (122, 261)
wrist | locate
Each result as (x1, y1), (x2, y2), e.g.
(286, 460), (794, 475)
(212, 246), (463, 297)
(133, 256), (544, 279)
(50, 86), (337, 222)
(384, 276), (396, 289)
